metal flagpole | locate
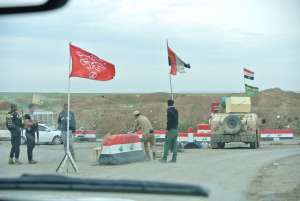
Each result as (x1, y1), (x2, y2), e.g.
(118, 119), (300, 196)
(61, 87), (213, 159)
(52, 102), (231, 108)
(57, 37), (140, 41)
(169, 67), (174, 100)
(243, 68), (246, 93)
(167, 39), (174, 100)
(56, 42), (79, 173)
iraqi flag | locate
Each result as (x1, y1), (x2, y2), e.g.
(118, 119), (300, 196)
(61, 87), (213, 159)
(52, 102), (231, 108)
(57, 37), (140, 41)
(167, 42), (190, 75)
(69, 45), (115, 81)
(244, 68), (254, 80)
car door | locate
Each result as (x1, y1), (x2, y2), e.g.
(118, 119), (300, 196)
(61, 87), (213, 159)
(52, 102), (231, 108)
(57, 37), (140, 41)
(37, 125), (51, 143)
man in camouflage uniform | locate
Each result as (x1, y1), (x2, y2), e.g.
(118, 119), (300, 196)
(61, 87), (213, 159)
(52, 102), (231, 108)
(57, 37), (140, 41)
(24, 104), (40, 164)
(131, 110), (156, 161)
(6, 103), (25, 165)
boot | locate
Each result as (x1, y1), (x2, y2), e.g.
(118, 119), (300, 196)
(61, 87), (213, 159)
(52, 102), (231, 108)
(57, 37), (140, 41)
(71, 154), (76, 162)
(153, 152), (156, 160)
(15, 158), (22, 165)
(8, 157), (14, 165)
(146, 157), (151, 161)
(28, 159), (37, 164)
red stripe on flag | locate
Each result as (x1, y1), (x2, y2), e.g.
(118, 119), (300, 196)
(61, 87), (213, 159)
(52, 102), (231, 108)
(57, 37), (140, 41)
(167, 43), (177, 75)
(243, 68), (254, 74)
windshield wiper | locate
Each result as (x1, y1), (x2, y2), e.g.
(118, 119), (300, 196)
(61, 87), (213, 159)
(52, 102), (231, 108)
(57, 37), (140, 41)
(0, 174), (209, 197)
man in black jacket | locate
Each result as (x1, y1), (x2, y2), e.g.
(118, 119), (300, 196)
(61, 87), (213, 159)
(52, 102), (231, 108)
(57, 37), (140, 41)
(158, 100), (178, 163)
(6, 103), (25, 165)
(57, 104), (76, 161)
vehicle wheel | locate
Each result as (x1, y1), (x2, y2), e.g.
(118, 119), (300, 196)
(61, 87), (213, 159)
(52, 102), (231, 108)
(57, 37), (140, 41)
(222, 115), (242, 134)
(250, 138), (257, 149)
(20, 136), (26, 145)
(52, 136), (62, 145)
(218, 142), (225, 149)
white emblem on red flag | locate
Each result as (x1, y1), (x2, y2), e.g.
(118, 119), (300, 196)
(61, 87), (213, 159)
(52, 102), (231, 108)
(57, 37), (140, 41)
(89, 72), (97, 79)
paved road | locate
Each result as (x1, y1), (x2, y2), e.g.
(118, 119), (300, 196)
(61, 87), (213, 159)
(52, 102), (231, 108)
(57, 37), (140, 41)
(0, 138), (299, 201)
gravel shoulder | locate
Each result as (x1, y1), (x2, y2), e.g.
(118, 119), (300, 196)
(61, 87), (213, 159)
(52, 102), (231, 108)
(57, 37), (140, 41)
(0, 139), (299, 201)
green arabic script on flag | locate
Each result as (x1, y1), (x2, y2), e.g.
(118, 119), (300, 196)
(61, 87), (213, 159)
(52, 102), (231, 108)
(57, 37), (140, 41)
(32, 94), (46, 105)
(245, 84), (259, 95)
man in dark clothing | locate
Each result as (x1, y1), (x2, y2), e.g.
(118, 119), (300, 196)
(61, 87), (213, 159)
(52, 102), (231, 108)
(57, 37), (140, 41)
(57, 104), (76, 161)
(6, 103), (25, 165)
(24, 104), (40, 164)
(158, 99), (179, 163)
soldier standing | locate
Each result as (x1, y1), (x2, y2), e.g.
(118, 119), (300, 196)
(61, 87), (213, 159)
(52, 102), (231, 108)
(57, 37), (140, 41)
(158, 100), (178, 163)
(131, 110), (156, 161)
(57, 104), (76, 161)
(6, 103), (25, 165)
(24, 104), (40, 164)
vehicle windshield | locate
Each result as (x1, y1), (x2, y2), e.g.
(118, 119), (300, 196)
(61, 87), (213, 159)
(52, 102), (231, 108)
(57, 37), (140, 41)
(0, 0), (299, 201)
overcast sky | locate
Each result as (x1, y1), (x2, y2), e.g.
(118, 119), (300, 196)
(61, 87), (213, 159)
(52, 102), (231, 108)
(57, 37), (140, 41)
(0, 0), (299, 93)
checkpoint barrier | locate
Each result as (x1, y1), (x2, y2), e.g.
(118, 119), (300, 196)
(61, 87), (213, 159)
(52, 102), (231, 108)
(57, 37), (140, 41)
(261, 129), (294, 140)
(180, 128), (211, 149)
(98, 134), (147, 165)
(74, 130), (96, 142)
(136, 127), (211, 149)
(197, 125), (211, 134)
(0, 130), (11, 141)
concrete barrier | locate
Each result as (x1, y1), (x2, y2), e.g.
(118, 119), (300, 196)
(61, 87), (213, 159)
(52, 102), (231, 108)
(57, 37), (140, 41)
(74, 130), (96, 142)
(136, 130), (166, 142)
(136, 128), (211, 149)
(98, 134), (147, 165)
(0, 130), (11, 141)
(197, 125), (211, 133)
(261, 129), (293, 140)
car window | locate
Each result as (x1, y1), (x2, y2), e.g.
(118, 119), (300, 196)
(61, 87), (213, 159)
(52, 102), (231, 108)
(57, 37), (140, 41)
(38, 125), (47, 131)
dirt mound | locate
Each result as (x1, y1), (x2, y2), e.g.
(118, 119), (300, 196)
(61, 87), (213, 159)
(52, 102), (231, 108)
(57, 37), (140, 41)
(0, 88), (299, 135)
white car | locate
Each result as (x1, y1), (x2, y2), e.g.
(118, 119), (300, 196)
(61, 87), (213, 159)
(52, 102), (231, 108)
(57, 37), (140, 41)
(21, 124), (62, 145)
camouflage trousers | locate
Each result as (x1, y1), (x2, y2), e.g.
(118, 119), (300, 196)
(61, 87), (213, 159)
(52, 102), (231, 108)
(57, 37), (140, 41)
(142, 133), (156, 158)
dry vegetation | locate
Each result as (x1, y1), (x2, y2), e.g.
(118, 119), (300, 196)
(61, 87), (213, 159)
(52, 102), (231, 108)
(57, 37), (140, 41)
(0, 88), (300, 136)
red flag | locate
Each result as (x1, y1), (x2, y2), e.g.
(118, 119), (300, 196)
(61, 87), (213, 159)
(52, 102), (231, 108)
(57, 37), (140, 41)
(69, 45), (115, 81)
(167, 43), (177, 75)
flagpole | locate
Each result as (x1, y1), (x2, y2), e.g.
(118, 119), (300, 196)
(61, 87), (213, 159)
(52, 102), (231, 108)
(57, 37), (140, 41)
(56, 42), (78, 173)
(169, 67), (174, 100)
(67, 42), (71, 159)
(167, 39), (174, 100)
(243, 68), (246, 93)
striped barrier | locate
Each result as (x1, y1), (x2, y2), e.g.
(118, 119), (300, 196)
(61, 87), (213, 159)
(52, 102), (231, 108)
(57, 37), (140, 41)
(0, 130), (11, 141)
(261, 129), (294, 140)
(137, 130), (166, 142)
(74, 130), (96, 142)
(197, 125), (211, 133)
(182, 128), (211, 149)
(98, 134), (146, 165)
(136, 127), (211, 149)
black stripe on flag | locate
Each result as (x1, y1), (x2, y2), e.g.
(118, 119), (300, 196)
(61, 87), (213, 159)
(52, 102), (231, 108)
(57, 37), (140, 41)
(244, 75), (254, 80)
(183, 62), (190, 68)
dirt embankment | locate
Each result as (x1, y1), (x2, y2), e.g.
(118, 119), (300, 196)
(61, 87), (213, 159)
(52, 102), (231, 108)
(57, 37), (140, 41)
(0, 88), (299, 135)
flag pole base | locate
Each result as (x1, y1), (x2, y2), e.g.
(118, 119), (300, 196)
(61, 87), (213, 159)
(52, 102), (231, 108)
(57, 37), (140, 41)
(56, 151), (79, 173)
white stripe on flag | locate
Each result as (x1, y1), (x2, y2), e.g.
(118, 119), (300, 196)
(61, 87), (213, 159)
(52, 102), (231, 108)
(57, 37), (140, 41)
(175, 54), (186, 74)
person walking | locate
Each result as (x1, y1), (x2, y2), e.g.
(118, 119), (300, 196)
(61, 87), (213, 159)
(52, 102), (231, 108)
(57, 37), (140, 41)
(158, 100), (179, 163)
(6, 103), (25, 165)
(24, 104), (40, 164)
(57, 104), (76, 161)
(130, 110), (156, 161)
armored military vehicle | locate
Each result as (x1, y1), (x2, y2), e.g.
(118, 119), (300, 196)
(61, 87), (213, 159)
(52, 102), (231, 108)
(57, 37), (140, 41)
(210, 97), (263, 149)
